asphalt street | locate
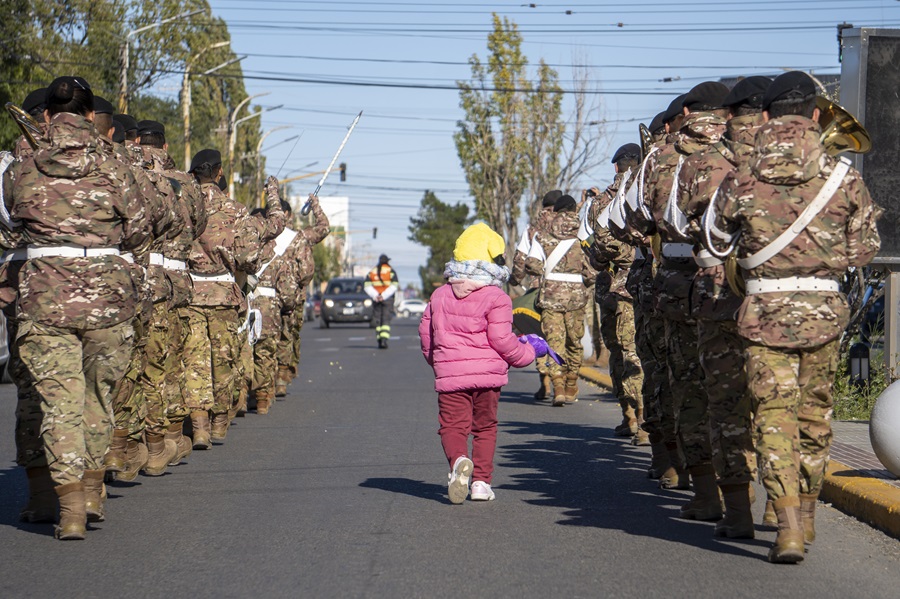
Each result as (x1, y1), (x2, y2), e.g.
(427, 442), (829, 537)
(1, 316), (898, 598)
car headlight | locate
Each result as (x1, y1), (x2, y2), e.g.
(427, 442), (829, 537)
(363, 299), (372, 307)
(324, 299), (334, 308)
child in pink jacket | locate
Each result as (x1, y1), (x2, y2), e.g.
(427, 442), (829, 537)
(419, 223), (544, 504)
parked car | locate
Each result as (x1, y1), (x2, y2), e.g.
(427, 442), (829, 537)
(304, 292), (322, 322)
(398, 298), (427, 318)
(319, 277), (374, 328)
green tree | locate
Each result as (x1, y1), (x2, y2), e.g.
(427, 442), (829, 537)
(312, 238), (343, 287)
(408, 190), (472, 297)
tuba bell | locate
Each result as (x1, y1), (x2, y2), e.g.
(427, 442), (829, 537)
(5, 102), (43, 150)
(816, 96), (872, 156)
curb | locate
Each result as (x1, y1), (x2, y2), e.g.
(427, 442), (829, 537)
(579, 366), (900, 540)
(821, 460), (900, 540)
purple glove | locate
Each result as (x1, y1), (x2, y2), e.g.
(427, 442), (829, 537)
(519, 334), (565, 365)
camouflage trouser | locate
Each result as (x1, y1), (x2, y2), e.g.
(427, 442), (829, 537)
(141, 301), (171, 436)
(18, 319), (134, 487)
(182, 306), (240, 415)
(252, 336), (278, 401)
(276, 311), (300, 383)
(113, 315), (149, 441)
(10, 316), (44, 468)
(165, 308), (190, 423)
(541, 307), (585, 378)
(645, 312), (675, 443)
(633, 306), (661, 436)
(235, 332), (253, 409)
(746, 339), (839, 500)
(699, 319), (756, 485)
(665, 318), (711, 468)
(598, 294), (643, 418)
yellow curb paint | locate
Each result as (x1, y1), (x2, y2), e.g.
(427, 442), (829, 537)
(821, 459), (900, 540)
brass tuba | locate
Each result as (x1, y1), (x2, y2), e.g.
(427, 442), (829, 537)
(639, 123), (653, 161)
(5, 102), (43, 150)
(816, 96), (872, 156)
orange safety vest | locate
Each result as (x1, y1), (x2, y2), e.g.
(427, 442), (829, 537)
(365, 264), (396, 295)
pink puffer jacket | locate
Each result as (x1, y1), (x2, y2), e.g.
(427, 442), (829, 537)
(419, 281), (535, 393)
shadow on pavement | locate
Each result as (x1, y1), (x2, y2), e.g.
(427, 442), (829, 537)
(499, 420), (770, 560)
(359, 477), (449, 504)
(0, 466), (55, 538)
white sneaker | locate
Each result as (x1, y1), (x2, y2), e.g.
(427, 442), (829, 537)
(447, 456), (473, 505)
(470, 481), (495, 501)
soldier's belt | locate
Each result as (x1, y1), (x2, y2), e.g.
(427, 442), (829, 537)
(744, 277), (840, 295)
(158, 255), (188, 271)
(251, 286), (277, 299)
(661, 243), (693, 259)
(693, 248), (723, 268)
(0, 248), (26, 263)
(545, 273), (583, 283)
(190, 272), (235, 283)
(149, 253), (165, 266)
(26, 245), (121, 260)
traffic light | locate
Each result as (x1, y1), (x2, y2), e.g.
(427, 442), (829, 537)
(339, 162), (347, 182)
(372, 227), (377, 239)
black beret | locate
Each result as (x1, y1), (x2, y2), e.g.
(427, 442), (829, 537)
(189, 148), (222, 173)
(114, 114), (138, 132)
(648, 111), (666, 135)
(683, 81), (730, 111)
(553, 194), (576, 213)
(542, 189), (563, 207)
(663, 94), (687, 123)
(137, 120), (165, 136)
(762, 71), (817, 110)
(611, 143), (642, 164)
(22, 88), (46, 114)
(46, 76), (92, 104)
(723, 76), (773, 110)
(111, 121), (125, 144)
(93, 96), (114, 115)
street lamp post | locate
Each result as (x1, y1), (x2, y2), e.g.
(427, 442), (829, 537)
(254, 125), (292, 207)
(117, 8), (202, 113)
(181, 41), (230, 171)
(227, 94), (282, 198)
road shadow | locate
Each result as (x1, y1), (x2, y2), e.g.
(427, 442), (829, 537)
(498, 420), (770, 561)
(0, 466), (56, 538)
(359, 477), (449, 504)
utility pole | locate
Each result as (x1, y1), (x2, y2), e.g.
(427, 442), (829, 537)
(227, 93), (282, 199)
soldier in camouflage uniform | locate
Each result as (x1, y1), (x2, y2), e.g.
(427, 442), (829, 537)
(510, 190), (561, 401)
(679, 77), (771, 538)
(185, 149), (285, 448)
(10, 77), (151, 539)
(581, 144), (645, 444)
(525, 195), (597, 405)
(641, 83), (730, 519)
(712, 72), (881, 563)
(275, 198), (330, 397)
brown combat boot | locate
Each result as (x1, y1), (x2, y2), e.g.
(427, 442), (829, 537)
(256, 397), (271, 415)
(104, 429), (129, 473)
(191, 411), (211, 450)
(275, 381), (288, 398)
(210, 413), (229, 441)
(143, 433), (177, 476)
(275, 366), (291, 397)
(714, 483), (754, 538)
(647, 439), (671, 479)
(799, 492), (818, 544)
(534, 374), (550, 401)
(763, 498), (778, 526)
(678, 463), (723, 521)
(614, 406), (638, 437)
(82, 469), (106, 523)
(19, 466), (58, 523)
(631, 408), (650, 446)
(769, 496), (805, 564)
(165, 421), (192, 465)
(564, 373), (579, 403)
(551, 376), (567, 407)
(658, 443), (690, 489)
(55, 481), (86, 541)
(117, 439), (149, 482)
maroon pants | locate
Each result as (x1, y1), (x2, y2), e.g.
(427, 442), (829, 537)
(437, 388), (500, 484)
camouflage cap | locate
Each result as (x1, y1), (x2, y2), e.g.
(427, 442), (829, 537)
(682, 81), (730, 111)
(542, 189), (563, 207)
(553, 194), (576, 213)
(648, 111), (666, 135)
(189, 148), (222, 173)
(611, 143), (642, 164)
(93, 96), (114, 115)
(137, 120), (165, 136)
(663, 94), (688, 123)
(762, 71), (817, 110)
(22, 88), (47, 115)
(723, 76), (773, 110)
(114, 114), (138, 133)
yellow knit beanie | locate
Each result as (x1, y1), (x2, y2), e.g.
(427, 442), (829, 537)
(453, 223), (506, 263)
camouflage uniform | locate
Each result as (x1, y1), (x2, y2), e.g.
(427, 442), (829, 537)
(276, 200), (330, 390)
(714, 115), (881, 501)
(525, 211), (596, 384)
(681, 113), (765, 485)
(643, 111), (725, 470)
(10, 112), (150, 487)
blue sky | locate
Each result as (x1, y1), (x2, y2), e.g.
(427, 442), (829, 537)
(183, 0), (900, 287)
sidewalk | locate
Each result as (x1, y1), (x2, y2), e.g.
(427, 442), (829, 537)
(578, 365), (900, 540)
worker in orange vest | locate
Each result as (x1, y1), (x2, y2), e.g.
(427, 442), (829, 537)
(364, 254), (400, 348)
